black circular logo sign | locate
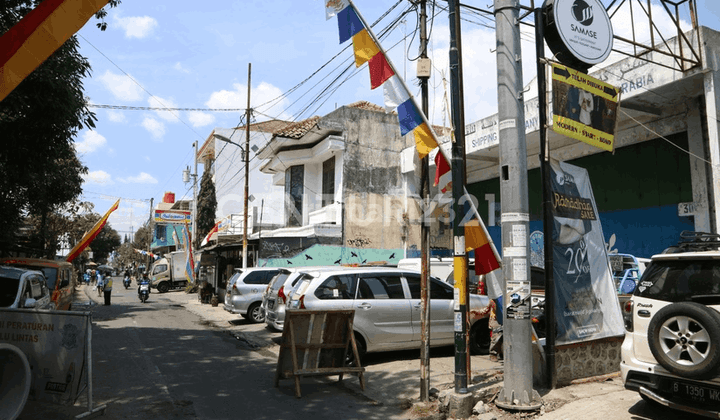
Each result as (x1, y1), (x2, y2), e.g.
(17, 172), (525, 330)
(571, 0), (594, 26)
(544, 0), (613, 68)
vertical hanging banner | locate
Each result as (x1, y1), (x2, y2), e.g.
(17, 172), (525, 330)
(550, 160), (624, 344)
(551, 62), (620, 152)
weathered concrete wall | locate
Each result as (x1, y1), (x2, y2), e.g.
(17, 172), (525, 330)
(554, 337), (623, 385)
(321, 105), (413, 254)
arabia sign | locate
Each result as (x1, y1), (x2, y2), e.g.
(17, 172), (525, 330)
(544, 0), (613, 70)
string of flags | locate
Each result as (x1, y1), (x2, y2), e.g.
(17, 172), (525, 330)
(326, 0), (501, 275)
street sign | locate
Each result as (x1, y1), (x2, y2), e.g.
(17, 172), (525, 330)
(551, 62), (620, 152)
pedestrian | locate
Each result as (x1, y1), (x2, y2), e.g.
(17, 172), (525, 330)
(96, 272), (104, 297)
(103, 272), (113, 305)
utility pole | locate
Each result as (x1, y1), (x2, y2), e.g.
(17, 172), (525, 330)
(493, 0), (541, 411)
(243, 63), (251, 269)
(534, 6), (557, 390)
(447, 0), (469, 394)
(192, 141), (198, 247)
(418, 0), (431, 403)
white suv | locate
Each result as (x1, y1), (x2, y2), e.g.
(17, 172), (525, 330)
(621, 232), (720, 418)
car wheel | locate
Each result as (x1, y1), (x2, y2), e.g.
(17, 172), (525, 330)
(157, 282), (169, 293)
(345, 333), (366, 367)
(247, 302), (265, 324)
(647, 302), (720, 379)
(470, 319), (491, 355)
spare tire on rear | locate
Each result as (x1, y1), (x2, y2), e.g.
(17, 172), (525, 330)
(647, 302), (720, 379)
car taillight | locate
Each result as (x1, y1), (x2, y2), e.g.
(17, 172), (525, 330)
(298, 295), (306, 310)
(623, 300), (633, 332)
(277, 287), (286, 304)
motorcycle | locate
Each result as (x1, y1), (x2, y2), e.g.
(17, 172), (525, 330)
(138, 282), (150, 303)
(123, 276), (131, 289)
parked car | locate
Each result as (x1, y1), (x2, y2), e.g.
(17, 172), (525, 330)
(0, 257), (75, 310)
(0, 266), (53, 310)
(263, 267), (337, 331)
(224, 267), (282, 323)
(285, 266), (492, 361)
(621, 231), (720, 418)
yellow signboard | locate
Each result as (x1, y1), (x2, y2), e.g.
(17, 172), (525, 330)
(551, 63), (620, 152)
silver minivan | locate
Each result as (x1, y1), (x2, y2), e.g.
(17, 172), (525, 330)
(263, 267), (337, 331)
(286, 267), (492, 360)
(223, 267), (282, 323)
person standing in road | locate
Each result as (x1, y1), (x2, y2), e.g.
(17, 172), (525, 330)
(96, 271), (104, 297)
(103, 273), (113, 305)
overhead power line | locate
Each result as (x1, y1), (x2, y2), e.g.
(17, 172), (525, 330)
(88, 104), (246, 112)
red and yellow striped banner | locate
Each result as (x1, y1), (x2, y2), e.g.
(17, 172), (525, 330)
(66, 198), (119, 262)
(0, 0), (110, 102)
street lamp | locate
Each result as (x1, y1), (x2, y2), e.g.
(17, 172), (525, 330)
(214, 132), (250, 269)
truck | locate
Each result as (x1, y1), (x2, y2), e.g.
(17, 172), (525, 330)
(149, 251), (195, 293)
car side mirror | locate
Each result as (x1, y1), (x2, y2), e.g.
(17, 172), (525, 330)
(24, 298), (37, 308)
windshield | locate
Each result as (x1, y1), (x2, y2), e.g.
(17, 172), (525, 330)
(0, 277), (20, 307)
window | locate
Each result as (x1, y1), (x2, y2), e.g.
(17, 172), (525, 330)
(322, 156), (335, 208)
(244, 270), (279, 285)
(357, 275), (405, 299)
(285, 165), (304, 227)
(152, 264), (168, 275)
(315, 275), (356, 300)
(405, 274), (454, 299)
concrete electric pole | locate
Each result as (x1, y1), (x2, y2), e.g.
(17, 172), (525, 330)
(493, 0), (541, 411)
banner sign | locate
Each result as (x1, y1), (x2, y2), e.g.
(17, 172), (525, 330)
(153, 209), (191, 224)
(550, 160), (624, 345)
(551, 63), (620, 152)
(0, 309), (89, 405)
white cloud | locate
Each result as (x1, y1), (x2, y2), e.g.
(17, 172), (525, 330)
(188, 111), (215, 127)
(106, 109), (127, 123)
(206, 81), (289, 119)
(118, 172), (158, 184)
(75, 131), (107, 154)
(148, 96), (180, 122)
(83, 170), (113, 185)
(98, 70), (144, 102)
(142, 117), (165, 140)
(114, 15), (158, 39)
(174, 62), (190, 73)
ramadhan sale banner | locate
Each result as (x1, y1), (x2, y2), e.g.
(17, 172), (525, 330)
(550, 160), (624, 345)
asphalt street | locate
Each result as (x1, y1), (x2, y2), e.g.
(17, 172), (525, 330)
(15, 277), (697, 420)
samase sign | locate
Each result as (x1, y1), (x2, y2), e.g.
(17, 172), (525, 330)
(544, 0), (613, 70)
(154, 209), (191, 224)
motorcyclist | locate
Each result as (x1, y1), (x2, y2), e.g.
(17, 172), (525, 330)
(138, 272), (150, 297)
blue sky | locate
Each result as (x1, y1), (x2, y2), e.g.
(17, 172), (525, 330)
(71, 0), (720, 241)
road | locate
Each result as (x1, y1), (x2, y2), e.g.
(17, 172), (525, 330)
(16, 277), (697, 420)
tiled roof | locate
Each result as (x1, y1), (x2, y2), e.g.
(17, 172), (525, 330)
(234, 119), (291, 134)
(347, 101), (385, 113)
(273, 116), (320, 139)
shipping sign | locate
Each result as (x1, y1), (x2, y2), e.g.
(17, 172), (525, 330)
(551, 63), (620, 152)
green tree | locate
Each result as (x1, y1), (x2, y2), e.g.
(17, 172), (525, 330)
(0, 0), (119, 255)
(196, 169), (218, 248)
